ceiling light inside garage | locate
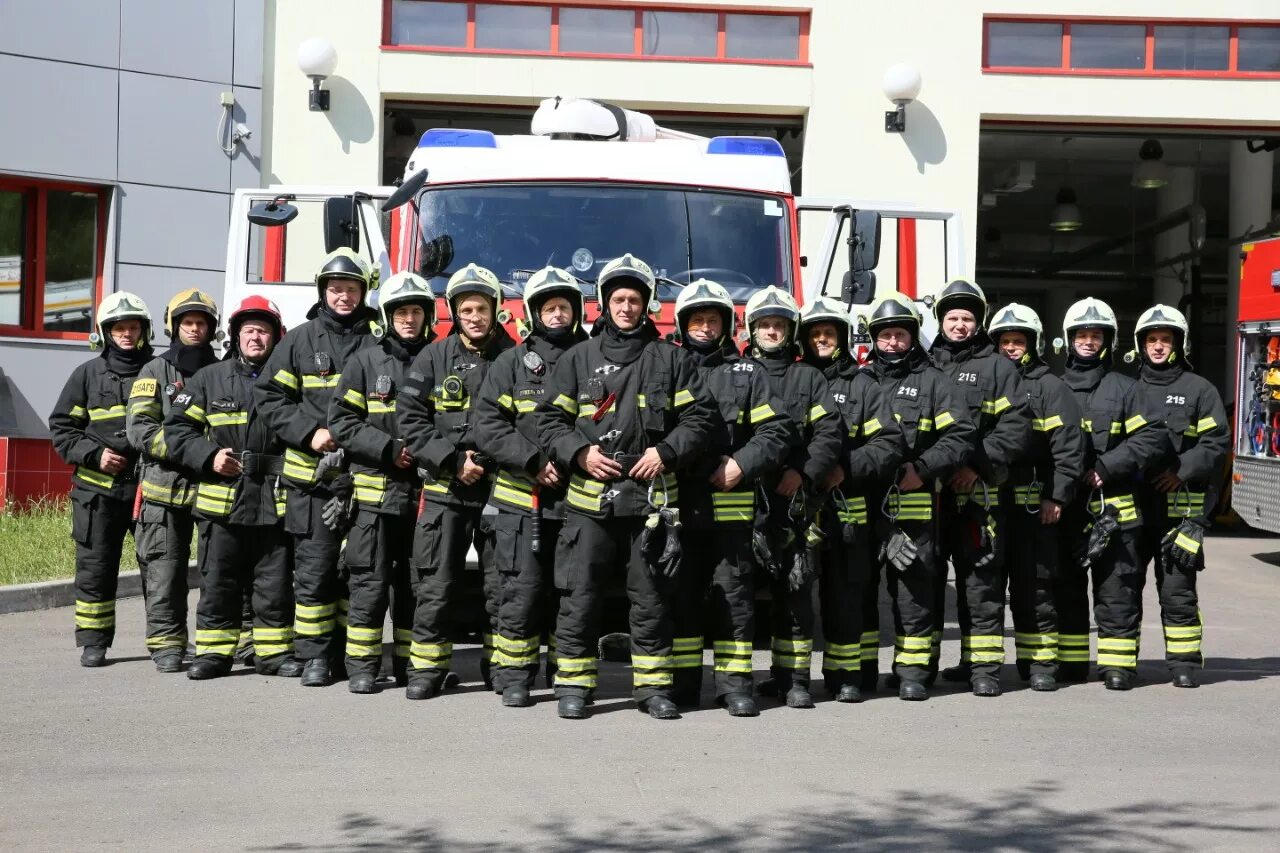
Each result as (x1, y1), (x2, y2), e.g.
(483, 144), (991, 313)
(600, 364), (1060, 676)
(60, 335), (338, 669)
(1132, 139), (1169, 189)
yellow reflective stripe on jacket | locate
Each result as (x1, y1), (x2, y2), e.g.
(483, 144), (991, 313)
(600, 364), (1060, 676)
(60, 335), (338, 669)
(353, 472), (386, 505)
(1013, 484), (1042, 505)
(1032, 414), (1064, 432)
(513, 399), (537, 413)
(88, 404), (126, 421)
(807, 403), (828, 424)
(981, 397), (1011, 416)
(1192, 416), (1218, 435)
(206, 411), (248, 427)
(492, 472), (535, 510)
(748, 403), (776, 424)
(956, 490), (999, 509)
(195, 481), (236, 516)
(496, 393), (514, 411)
(341, 388), (367, 410)
(712, 489), (755, 523)
(1167, 491), (1206, 517)
(302, 373), (341, 389)
(74, 466), (115, 490)
(578, 400), (617, 419)
(421, 471), (454, 497)
(836, 495), (868, 525)
(935, 411), (956, 430)
(566, 475), (606, 513)
(1124, 414), (1148, 434)
(282, 448), (320, 485)
(141, 479), (188, 507)
(128, 398), (161, 418)
(68, 404), (88, 421)
(1087, 493), (1140, 524)
(887, 491), (933, 521)
(862, 417), (882, 437)
(367, 399), (395, 414)
(551, 394), (578, 415)
(673, 388), (695, 408)
(272, 369), (298, 390)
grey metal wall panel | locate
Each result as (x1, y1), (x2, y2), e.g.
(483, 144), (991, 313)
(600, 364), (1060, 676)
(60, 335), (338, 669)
(118, 72), (233, 193)
(120, 0), (234, 83)
(229, 87), (264, 191)
(0, 56), (119, 182)
(233, 0), (265, 88)
(0, 0), (121, 69)
(116, 184), (230, 271)
(0, 344), (98, 434)
(115, 263), (227, 323)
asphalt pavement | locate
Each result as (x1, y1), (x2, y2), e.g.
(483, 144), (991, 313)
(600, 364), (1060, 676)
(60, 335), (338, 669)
(2, 533), (1279, 851)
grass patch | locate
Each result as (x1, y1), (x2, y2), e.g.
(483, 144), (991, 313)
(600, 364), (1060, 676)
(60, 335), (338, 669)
(0, 497), (139, 587)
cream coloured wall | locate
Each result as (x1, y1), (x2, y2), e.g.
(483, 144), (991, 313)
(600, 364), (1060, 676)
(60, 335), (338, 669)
(264, 0), (1280, 297)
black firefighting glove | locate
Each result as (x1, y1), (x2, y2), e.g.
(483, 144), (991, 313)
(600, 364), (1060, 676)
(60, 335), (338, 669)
(1161, 518), (1206, 572)
(1082, 508), (1120, 568)
(321, 474), (354, 534)
(640, 507), (683, 578)
(788, 523), (823, 591)
(878, 527), (919, 573)
(953, 500), (997, 569)
(752, 528), (780, 577)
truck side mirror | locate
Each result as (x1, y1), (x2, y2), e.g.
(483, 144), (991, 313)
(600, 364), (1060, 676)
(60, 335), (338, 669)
(383, 168), (429, 212)
(842, 270), (877, 306)
(849, 211), (882, 272)
(247, 196), (298, 227)
(323, 196), (360, 254)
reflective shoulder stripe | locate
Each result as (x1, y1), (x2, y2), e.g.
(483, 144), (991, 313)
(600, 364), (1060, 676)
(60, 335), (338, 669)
(342, 388), (367, 410)
(1032, 414), (1064, 432)
(748, 403), (776, 424)
(272, 369), (299, 390)
(673, 388), (695, 408)
(1123, 414), (1147, 433)
(807, 403), (829, 424)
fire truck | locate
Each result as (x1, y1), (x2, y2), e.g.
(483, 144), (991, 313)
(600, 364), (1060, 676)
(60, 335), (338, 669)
(222, 97), (966, 340)
(1233, 235), (1280, 533)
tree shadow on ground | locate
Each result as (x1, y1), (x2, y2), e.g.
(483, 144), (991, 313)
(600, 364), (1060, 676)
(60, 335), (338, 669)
(253, 781), (1275, 852)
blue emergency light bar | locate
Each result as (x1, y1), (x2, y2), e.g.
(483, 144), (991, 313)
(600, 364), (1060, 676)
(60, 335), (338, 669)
(418, 129), (498, 149)
(706, 136), (785, 157)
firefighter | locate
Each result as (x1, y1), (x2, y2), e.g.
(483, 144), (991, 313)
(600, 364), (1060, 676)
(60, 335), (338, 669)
(988, 303), (1085, 691)
(1131, 305), (1227, 689)
(929, 280), (1031, 697)
(166, 296), (300, 679)
(537, 253), (714, 720)
(125, 289), (220, 672)
(670, 280), (792, 716)
(328, 272), (436, 694)
(398, 264), (516, 700)
(1057, 298), (1167, 689)
(744, 286), (843, 708)
(863, 293), (975, 700)
(798, 296), (905, 703)
(49, 292), (152, 667)
(471, 267), (590, 708)
(256, 247), (380, 687)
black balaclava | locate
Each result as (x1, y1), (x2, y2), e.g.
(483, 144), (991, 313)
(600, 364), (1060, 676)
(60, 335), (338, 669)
(1064, 327), (1113, 393)
(318, 275), (367, 328)
(595, 281), (656, 365)
(1137, 326), (1187, 384)
(387, 298), (434, 359)
(161, 312), (219, 377)
(102, 322), (151, 375)
(678, 303), (734, 365)
(227, 313), (282, 370)
(869, 321), (919, 366)
(800, 319), (851, 378)
(530, 291), (587, 349)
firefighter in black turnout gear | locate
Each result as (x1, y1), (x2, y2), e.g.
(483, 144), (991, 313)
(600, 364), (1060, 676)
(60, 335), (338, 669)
(49, 292), (153, 667)
(537, 254), (714, 720)
(472, 267), (590, 708)
(1131, 305), (1227, 688)
(745, 286), (843, 709)
(988, 303), (1085, 691)
(399, 264), (516, 700)
(864, 293), (975, 700)
(798, 297), (905, 703)
(670, 280), (792, 717)
(328, 273), (436, 694)
(168, 296), (301, 679)
(930, 280), (1031, 697)
(1057, 298), (1167, 690)
(256, 247), (380, 687)
(126, 289), (221, 672)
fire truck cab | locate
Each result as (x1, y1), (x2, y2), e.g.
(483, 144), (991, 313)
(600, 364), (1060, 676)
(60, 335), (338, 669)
(1233, 235), (1280, 533)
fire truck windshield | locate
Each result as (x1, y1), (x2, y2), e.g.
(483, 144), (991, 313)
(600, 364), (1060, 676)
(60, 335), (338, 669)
(414, 183), (792, 302)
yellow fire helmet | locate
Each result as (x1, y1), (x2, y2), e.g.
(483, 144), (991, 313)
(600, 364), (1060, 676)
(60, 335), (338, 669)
(163, 288), (219, 339)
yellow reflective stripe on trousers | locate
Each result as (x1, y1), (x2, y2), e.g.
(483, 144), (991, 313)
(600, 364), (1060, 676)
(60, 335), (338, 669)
(1014, 632), (1058, 662)
(554, 655), (598, 688)
(771, 638), (812, 670)
(75, 599), (116, 629)
(631, 654), (674, 687)
(671, 636), (703, 669)
(822, 641), (861, 671)
(1164, 620), (1202, 655)
(195, 628), (240, 656)
(1057, 633), (1091, 662)
(712, 640), (752, 673)
(294, 602), (337, 637)
(409, 641), (453, 670)
(394, 628), (412, 658)
(492, 634), (540, 667)
(960, 634), (1005, 664)
(860, 630), (880, 661)
(712, 490), (754, 523)
(345, 625), (383, 658)
(253, 625), (295, 658)
(1096, 636), (1138, 668)
(895, 635), (931, 666)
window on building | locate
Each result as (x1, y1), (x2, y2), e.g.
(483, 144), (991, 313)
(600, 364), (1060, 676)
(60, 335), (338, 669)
(1070, 23), (1145, 70)
(559, 7), (634, 55)
(1238, 26), (1280, 73)
(986, 22), (1063, 68)
(385, 1), (809, 65)
(1153, 26), (1229, 71)
(725, 14), (800, 61)
(0, 177), (106, 339)
(475, 3), (550, 51)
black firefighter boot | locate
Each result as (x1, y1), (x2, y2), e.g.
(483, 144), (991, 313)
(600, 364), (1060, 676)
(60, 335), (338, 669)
(301, 658), (332, 687)
(558, 694), (588, 719)
(1171, 668), (1200, 689)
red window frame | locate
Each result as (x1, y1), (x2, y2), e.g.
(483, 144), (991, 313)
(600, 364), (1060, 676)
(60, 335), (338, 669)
(982, 15), (1280, 79)
(0, 175), (110, 341)
(382, 0), (811, 67)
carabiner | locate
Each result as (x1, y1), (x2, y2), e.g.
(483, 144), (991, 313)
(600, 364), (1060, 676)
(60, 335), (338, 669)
(1087, 486), (1107, 521)
(647, 474), (671, 511)
(1024, 474), (1042, 515)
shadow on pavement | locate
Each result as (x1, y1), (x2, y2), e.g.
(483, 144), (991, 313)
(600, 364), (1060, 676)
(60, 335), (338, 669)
(1251, 550), (1280, 568)
(251, 782), (1276, 851)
